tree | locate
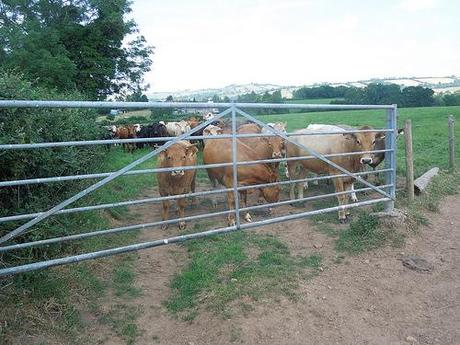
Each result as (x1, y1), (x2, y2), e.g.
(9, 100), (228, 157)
(0, 0), (153, 100)
(401, 86), (434, 107)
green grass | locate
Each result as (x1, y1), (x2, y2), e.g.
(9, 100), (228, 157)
(165, 230), (321, 320)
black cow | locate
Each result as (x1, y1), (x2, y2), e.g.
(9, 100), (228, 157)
(137, 123), (169, 148)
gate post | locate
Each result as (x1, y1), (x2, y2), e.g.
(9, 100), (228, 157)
(384, 104), (398, 212)
(231, 104), (241, 227)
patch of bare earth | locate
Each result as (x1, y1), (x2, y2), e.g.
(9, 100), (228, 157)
(91, 187), (459, 345)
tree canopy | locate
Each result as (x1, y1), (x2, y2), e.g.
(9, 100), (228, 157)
(0, 0), (153, 100)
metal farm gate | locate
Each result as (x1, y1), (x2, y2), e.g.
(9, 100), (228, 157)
(0, 101), (397, 276)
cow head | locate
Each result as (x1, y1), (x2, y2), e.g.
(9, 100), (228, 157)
(159, 142), (198, 177)
(133, 124), (142, 133)
(203, 112), (215, 121)
(203, 125), (223, 136)
(178, 120), (191, 134)
(368, 128), (405, 168)
(267, 122), (287, 133)
(262, 136), (285, 158)
(343, 126), (382, 165)
(109, 125), (117, 134)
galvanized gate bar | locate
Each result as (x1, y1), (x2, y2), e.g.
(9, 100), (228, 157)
(0, 108), (232, 245)
(0, 168), (392, 224)
(230, 104), (241, 227)
(0, 100), (395, 110)
(0, 184), (391, 253)
(235, 107), (393, 201)
(0, 129), (391, 151)
(0, 149), (391, 188)
(0, 198), (388, 277)
(384, 105), (398, 211)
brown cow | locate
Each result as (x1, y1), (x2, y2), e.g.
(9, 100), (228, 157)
(235, 123), (285, 203)
(186, 117), (201, 129)
(286, 126), (384, 222)
(113, 125), (138, 153)
(157, 141), (198, 230)
(203, 137), (280, 226)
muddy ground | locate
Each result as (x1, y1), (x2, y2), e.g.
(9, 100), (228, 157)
(77, 184), (460, 345)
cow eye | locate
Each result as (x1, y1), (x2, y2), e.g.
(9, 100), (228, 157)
(356, 140), (361, 145)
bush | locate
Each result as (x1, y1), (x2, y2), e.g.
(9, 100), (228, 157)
(0, 71), (104, 255)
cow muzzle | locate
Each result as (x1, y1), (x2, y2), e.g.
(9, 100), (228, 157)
(272, 152), (283, 158)
(171, 170), (185, 176)
(360, 157), (373, 165)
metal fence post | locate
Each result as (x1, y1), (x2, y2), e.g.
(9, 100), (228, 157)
(231, 104), (241, 227)
(448, 115), (455, 170)
(384, 104), (397, 212)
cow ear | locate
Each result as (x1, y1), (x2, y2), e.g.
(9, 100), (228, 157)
(159, 150), (167, 161)
(343, 133), (356, 141)
(376, 132), (386, 140)
(186, 145), (198, 156)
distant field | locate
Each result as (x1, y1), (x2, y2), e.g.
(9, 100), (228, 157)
(256, 105), (460, 177)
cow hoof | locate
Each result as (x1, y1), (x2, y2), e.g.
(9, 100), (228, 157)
(244, 213), (252, 223)
(212, 200), (218, 209)
(161, 224), (169, 230)
(178, 222), (186, 230)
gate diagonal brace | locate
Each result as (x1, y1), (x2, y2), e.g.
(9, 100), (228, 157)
(235, 108), (392, 200)
(0, 108), (232, 245)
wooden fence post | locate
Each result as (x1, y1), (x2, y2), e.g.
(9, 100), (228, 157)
(448, 115), (455, 170)
(405, 119), (414, 202)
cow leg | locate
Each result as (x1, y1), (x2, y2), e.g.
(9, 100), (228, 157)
(191, 173), (198, 206)
(332, 178), (348, 223)
(161, 200), (170, 230)
(257, 189), (264, 204)
(177, 197), (187, 230)
(226, 191), (236, 226)
(211, 178), (219, 208)
(287, 161), (297, 200)
(296, 167), (308, 200)
(347, 182), (358, 203)
(240, 190), (252, 223)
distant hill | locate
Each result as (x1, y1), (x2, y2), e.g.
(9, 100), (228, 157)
(148, 76), (460, 101)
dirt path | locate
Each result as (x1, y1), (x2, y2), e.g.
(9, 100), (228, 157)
(96, 189), (459, 345)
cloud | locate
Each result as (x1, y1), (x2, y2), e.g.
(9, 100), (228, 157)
(397, 0), (439, 12)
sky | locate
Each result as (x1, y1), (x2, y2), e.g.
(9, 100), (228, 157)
(130, 0), (460, 92)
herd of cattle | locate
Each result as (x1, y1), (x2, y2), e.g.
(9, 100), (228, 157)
(105, 115), (399, 229)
